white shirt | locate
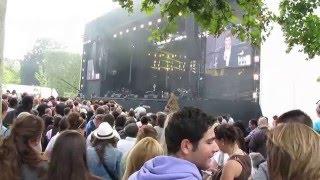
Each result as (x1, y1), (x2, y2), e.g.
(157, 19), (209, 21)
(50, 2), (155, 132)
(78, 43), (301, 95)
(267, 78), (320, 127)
(117, 137), (136, 156)
(45, 132), (60, 158)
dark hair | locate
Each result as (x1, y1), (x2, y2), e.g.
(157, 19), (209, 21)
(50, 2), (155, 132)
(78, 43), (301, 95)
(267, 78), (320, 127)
(140, 116), (150, 125)
(74, 101), (79, 107)
(124, 123), (139, 138)
(233, 121), (249, 137)
(67, 112), (85, 130)
(64, 107), (71, 116)
(86, 110), (94, 123)
(37, 103), (48, 117)
(124, 117), (136, 126)
(249, 119), (258, 127)
(214, 124), (238, 143)
(128, 110), (135, 117)
(16, 95), (34, 114)
(42, 114), (53, 131)
(59, 117), (70, 132)
(136, 125), (158, 142)
(115, 115), (127, 128)
(2, 100), (8, 114)
(52, 115), (62, 137)
(55, 103), (65, 116)
(277, 109), (313, 128)
(165, 107), (214, 154)
(217, 116), (223, 123)
(8, 97), (18, 108)
(156, 113), (166, 128)
(103, 114), (115, 127)
(112, 111), (120, 120)
(233, 125), (248, 152)
(95, 106), (105, 115)
(48, 131), (92, 180)
(0, 115), (45, 180)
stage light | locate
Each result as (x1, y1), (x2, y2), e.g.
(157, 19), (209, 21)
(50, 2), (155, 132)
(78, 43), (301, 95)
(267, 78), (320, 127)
(252, 92), (258, 99)
(254, 56), (260, 63)
(253, 73), (259, 80)
(148, 21), (152, 26)
(126, 29), (129, 33)
(133, 27), (137, 31)
(119, 31), (123, 35)
(113, 34), (117, 38)
(140, 24), (144, 28)
(157, 18), (161, 23)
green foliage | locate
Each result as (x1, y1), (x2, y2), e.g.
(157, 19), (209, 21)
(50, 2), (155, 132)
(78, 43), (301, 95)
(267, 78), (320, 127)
(21, 38), (62, 85)
(3, 63), (20, 84)
(36, 51), (81, 97)
(114, 0), (320, 58)
(279, 0), (320, 59)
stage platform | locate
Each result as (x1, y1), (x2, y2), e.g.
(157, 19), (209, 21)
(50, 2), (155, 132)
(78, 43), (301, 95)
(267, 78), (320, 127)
(97, 97), (262, 124)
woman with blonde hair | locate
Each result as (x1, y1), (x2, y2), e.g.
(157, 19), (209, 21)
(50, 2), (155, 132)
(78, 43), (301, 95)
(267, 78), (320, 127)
(267, 122), (320, 180)
(122, 137), (164, 180)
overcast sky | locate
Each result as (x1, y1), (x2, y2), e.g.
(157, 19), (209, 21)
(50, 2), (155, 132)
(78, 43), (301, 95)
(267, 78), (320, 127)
(4, 0), (119, 59)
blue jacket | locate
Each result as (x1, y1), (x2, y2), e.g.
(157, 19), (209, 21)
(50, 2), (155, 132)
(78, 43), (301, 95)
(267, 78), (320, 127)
(129, 155), (202, 180)
(87, 145), (123, 180)
(85, 120), (96, 137)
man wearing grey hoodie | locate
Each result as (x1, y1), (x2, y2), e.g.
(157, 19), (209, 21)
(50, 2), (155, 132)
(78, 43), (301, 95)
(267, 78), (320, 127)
(129, 107), (219, 180)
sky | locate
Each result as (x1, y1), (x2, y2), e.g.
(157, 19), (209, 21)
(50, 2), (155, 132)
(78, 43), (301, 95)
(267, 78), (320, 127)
(4, 0), (119, 60)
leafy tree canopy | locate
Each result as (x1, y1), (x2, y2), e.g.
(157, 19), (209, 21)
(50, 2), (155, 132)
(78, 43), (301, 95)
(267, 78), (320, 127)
(114, 0), (320, 58)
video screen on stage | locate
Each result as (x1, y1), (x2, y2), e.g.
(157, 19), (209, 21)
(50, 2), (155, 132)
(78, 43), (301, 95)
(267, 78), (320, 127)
(205, 31), (253, 71)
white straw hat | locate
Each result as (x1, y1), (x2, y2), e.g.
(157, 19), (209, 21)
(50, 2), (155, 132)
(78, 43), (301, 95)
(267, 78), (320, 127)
(93, 122), (115, 140)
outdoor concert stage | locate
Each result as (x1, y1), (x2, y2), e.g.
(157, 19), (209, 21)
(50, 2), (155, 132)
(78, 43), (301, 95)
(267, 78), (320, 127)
(80, 7), (262, 123)
(96, 97), (262, 123)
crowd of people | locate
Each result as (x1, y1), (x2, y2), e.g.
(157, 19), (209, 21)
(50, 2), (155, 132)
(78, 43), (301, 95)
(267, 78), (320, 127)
(0, 91), (320, 180)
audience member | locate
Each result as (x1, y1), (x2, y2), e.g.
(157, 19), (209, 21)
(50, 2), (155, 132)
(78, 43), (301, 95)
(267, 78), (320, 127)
(47, 131), (101, 180)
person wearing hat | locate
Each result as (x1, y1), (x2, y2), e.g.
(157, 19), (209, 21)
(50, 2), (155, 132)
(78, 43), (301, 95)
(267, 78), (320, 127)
(87, 122), (123, 180)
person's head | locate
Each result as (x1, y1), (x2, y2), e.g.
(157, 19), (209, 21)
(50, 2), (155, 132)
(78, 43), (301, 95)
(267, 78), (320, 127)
(124, 123), (139, 138)
(115, 114), (126, 128)
(64, 107), (71, 116)
(112, 110), (120, 120)
(58, 117), (70, 132)
(95, 106), (105, 115)
(217, 116), (224, 124)
(19, 95), (34, 113)
(48, 130), (92, 180)
(55, 103), (65, 116)
(66, 112), (86, 135)
(0, 115), (45, 180)
(258, 116), (269, 128)
(37, 103), (48, 117)
(276, 109), (313, 128)
(123, 137), (164, 179)
(156, 112), (166, 128)
(42, 114), (53, 131)
(128, 109), (135, 117)
(267, 123), (320, 179)
(102, 114), (115, 128)
(91, 122), (118, 148)
(8, 97), (18, 109)
(45, 107), (53, 117)
(136, 125), (158, 142)
(140, 115), (150, 126)
(165, 107), (218, 170)
(51, 115), (62, 136)
(2, 100), (8, 119)
(214, 124), (239, 153)
(249, 119), (258, 130)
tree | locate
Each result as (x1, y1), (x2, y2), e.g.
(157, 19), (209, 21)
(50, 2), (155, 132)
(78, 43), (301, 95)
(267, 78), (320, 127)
(20, 38), (62, 85)
(3, 63), (20, 84)
(115, 0), (320, 58)
(35, 51), (82, 97)
(0, 0), (7, 121)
